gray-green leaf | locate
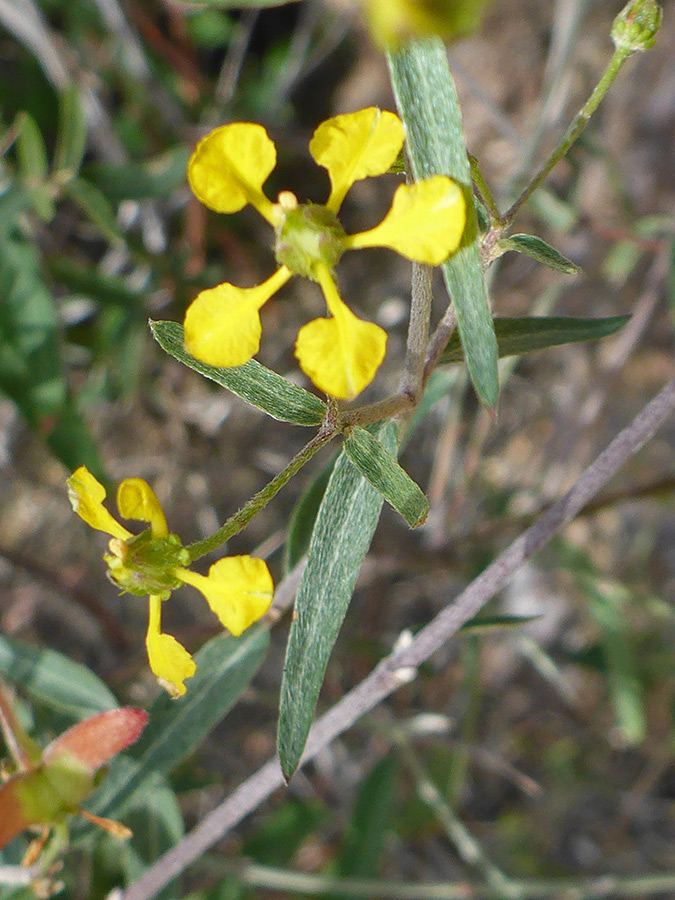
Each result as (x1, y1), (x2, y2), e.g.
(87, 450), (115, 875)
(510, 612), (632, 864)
(152, 320), (326, 426)
(0, 635), (117, 720)
(440, 315), (629, 364)
(64, 177), (123, 245)
(388, 39), (499, 407)
(497, 233), (580, 274)
(278, 422), (397, 780)
(284, 455), (337, 574)
(344, 426), (428, 528)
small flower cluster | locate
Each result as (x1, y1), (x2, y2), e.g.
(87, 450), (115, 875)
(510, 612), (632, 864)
(67, 467), (273, 697)
(184, 107), (467, 399)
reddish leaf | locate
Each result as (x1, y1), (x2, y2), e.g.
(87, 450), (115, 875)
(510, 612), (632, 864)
(0, 772), (34, 849)
(42, 708), (148, 774)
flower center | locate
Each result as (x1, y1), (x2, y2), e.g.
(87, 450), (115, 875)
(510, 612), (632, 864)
(274, 193), (347, 281)
(105, 531), (190, 596)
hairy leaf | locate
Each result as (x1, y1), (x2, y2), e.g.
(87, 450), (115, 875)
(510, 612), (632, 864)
(440, 315), (629, 364)
(152, 320), (326, 426)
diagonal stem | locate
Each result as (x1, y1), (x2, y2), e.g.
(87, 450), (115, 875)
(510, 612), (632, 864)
(185, 427), (337, 562)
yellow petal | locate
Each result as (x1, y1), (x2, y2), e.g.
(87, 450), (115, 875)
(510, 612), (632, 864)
(184, 267), (292, 368)
(117, 479), (168, 538)
(310, 108), (404, 212)
(188, 123), (277, 224)
(146, 596), (196, 698)
(177, 556), (273, 637)
(346, 175), (466, 264)
(67, 466), (131, 541)
(294, 266), (387, 399)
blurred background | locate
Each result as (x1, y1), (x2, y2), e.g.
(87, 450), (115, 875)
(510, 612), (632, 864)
(0, 0), (674, 897)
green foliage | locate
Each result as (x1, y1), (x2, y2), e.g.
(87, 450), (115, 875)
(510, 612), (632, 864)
(278, 423), (397, 779)
(85, 149), (192, 202)
(0, 219), (105, 475)
(243, 796), (327, 866)
(0, 1), (669, 897)
(344, 426), (428, 528)
(496, 233), (580, 274)
(53, 86), (87, 182)
(560, 542), (646, 746)
(152, 321), (326, 426)
(439, 315), (629, 364)
(180, 0), (300, 6)
(93, 775), (184, 900)
(0, 636), (117, 720)
(283, 455), (337, 574)
(389, 39), (500, 407)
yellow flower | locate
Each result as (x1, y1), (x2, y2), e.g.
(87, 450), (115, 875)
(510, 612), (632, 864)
(184, 107), (466, 400)
(357, 0), (492, 48)
(67, 466), (274, 698)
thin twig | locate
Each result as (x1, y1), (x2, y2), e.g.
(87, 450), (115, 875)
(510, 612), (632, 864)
(401, 263), (433, 401)
(169, 862), (675, 900)
(503, 42), (632, 225)
(0, 680), (33, 770)
(395, 734), (517, 897)
(120, 380), (675, 900)
(213, 9), (259, 111)
(423, 303), (458, 384)
(185, 427), (337, 561)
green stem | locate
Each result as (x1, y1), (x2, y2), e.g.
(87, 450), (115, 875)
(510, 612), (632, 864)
(0, 679), (40, 770)
(469, 154), (501, 221)
(503, 45), (631, 225)
(186, 427), (336, 562)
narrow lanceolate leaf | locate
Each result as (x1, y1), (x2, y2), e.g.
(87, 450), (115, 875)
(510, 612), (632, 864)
(54, 85), (87, 181)
(497, 234), (580, 274)
(388, 39), (499, 407)
(64, 177), (124, 245)
(0, 636), (117, 719)
(345, 426), (428, 528)
(152, 320), (326, 427)
(82, 627), (269, 822)
(459, 614), (542, 633)
(439, 315), (629, 365)
(278, 423), (397, 780)
(284, 454), (337, 574)
(16, 111), (49, 183)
